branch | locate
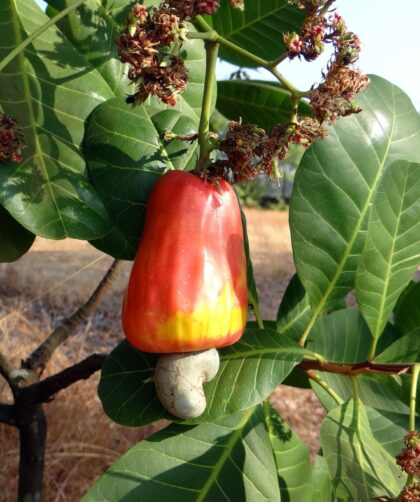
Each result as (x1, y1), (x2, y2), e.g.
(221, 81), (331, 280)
(0, 403), (17, 426)
(0, 350), (16, 384)
(23, 259), (123, 373)
(22, 353), (107, 404)
(300, 359), (412, 376)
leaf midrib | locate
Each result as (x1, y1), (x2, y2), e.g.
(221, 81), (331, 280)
(373, 169), (408, 339)
(221, 4), (289, 40)
(195, 408), (254, 502)
(307, 87), (397, 327)
(11, 0), (66, 235)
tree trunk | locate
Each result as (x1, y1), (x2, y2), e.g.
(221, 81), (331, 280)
(17, 404), (47, 502)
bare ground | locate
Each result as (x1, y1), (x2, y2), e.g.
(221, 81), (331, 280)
(0, 209), (324, 501)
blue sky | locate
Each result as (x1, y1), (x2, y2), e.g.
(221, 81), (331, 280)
(34, 0), (420, 108)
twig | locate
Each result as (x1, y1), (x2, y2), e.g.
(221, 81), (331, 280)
(22, 353), (107, 404)
(0, 403), (16, 426)
(23, 259), (123, 373)
(305, 369), (343, 405)
(0, 351), (15, 383)
(300, 359), (413, 376)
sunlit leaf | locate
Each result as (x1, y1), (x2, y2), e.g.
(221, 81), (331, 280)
(0, 0), (114, 239)
(84, 101), (198, 257)
(202, 0), (305, 67)
(307, 309), (372, 364)
(263, 403), (312, 501)
(321, 399), (403, 500)
(290, 76), (420, 331)
(356, 160), (420, 342)
(82, 407), (281, 501)
(99, 329), (307, 426)
(217, 80), (311, 128)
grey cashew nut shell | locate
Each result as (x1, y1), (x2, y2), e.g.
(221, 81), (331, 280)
(155, 348), (220, 419)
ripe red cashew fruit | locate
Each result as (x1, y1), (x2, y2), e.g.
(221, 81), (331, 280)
(122, 170), (248, 418)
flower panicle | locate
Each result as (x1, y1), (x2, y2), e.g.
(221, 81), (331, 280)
(0, 114), (24, 163)
(201, 117), (327, 183)
(284, 2), (369, 123)
(116, 3), (189, 106)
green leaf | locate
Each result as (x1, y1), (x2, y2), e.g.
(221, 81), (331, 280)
(84, 100), (198, 256)
(82, 407), (281, 502)
(276, 274), (312, 341)
(375, 331), (420, 363)
(356, 160), (420, 341)
(53, 0), (211, 121)
(263, 403), (312, 501)
(0, 0), (114, 239)
(290, 76), (420, 326)
(308, 309), (372, 364)
(394, 281), (420, 336)
(99, 329), (307, 427)
(89, 225), (137, 261)
(203, 1), (305, 67)
(49, 0), (128, 94)
(313, 373), (409, 416)
(321, 399), (403, 500)
(366, 407), (412, 457)
(310, 456), (333, 502)
(217, 80), (311, 128)
(0, 204), (35, 262)
(241, 210), (260, 320)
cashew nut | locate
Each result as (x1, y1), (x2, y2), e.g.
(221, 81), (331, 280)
(155, 348), (220, 419)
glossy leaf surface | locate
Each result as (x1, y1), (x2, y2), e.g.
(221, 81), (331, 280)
(241, 210), (260, 321)
(264, 403), (312, 501)
(277, 274), (312, 340)
(308, 309), (372, 364)
(84, 100), (198, 256)
(375, 331), (420, 363)
(203, 0), (305, 67)
(48, 0), (129, 95)
(356, 160), (420, 341)
(290, 76), (420, 321)
(394, 281), (420, 336)
(321, 400), (403, 500)
(83, 407), (280, 502)
(0, 0), (114, 239)
(310, 456), (333, 502)
(99, 329), (307, 426)
(217, 80), (311, 128)
(0, 205), (35, 262)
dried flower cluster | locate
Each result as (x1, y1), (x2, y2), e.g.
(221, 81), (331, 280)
(201, 117), (327, 183)
(167, 0), (243, 19)
(396, 431), (420, 476)
(167, 0), (220, 19)
(398, 484), (420, 502)
(284, 2), (369, 123)
(116, 4), (189, 106)
(0, 114), (24, 163)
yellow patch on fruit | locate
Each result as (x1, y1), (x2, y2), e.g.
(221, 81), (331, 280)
(156, 281), (247, 344)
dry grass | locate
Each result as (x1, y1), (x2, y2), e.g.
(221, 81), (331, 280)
(0, 209), (323, 501)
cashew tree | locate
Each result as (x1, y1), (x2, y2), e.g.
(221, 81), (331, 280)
(1, 1), (420, 501)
